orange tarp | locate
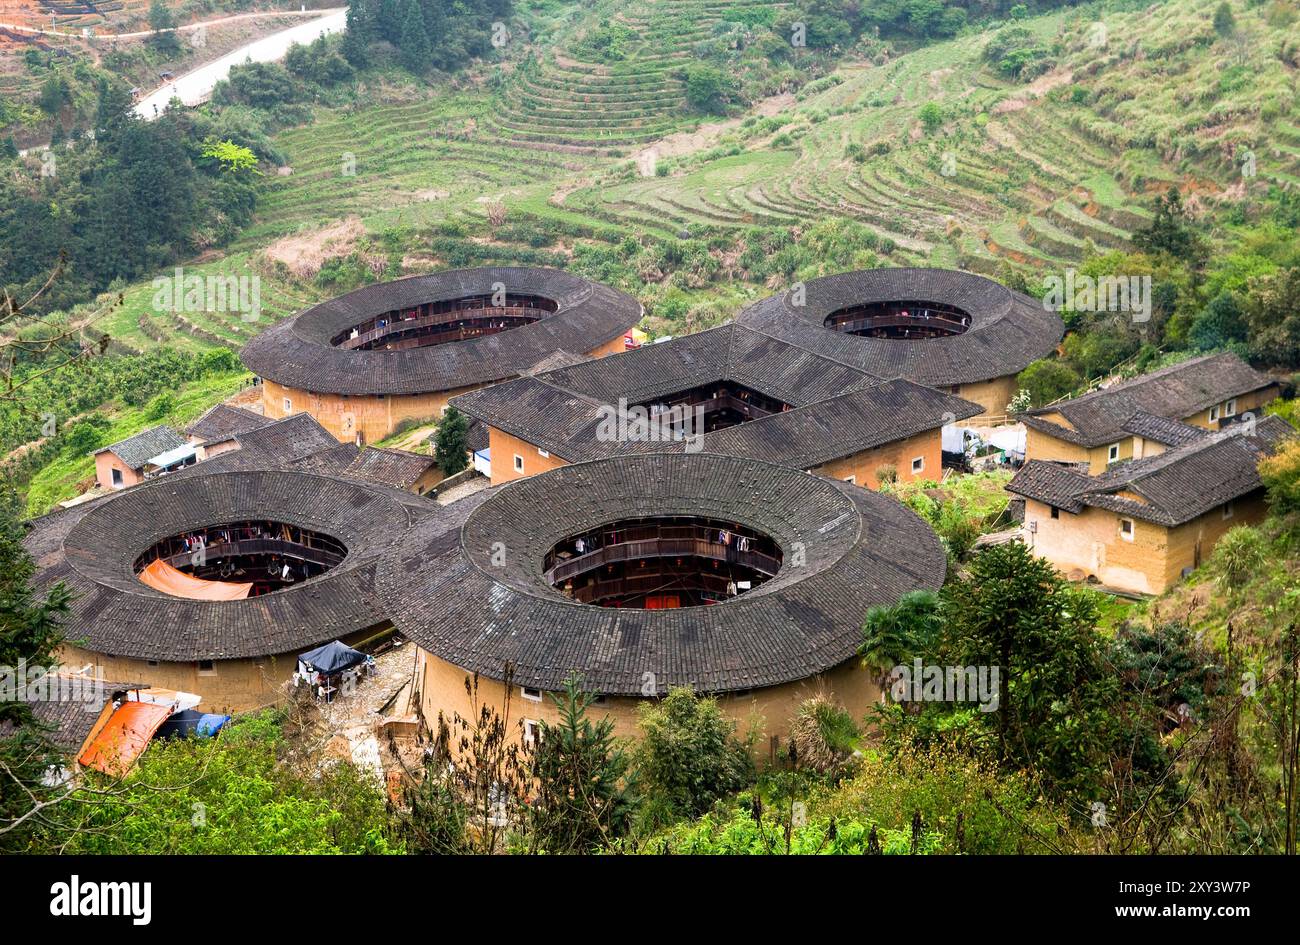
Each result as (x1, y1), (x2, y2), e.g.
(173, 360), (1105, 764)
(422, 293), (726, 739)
(78, 701), (174, 776)
(139, 558), (252, 600)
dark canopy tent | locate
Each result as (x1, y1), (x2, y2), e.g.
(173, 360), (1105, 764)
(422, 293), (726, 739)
(298, 640), (367, 675)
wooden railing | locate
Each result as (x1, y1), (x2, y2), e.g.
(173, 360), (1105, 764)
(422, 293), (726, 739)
(161, 538), (345, 571)
(337, 305), (550, 350)
(546, 526), (780, 584)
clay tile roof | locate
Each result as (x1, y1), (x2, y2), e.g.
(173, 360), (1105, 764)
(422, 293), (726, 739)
(0, 677), (142, 754)
(701, 378), (983, 468)
(22, 468), (442, 662)
(452, 326), (975, 468)
(186, 404), (273, 445)
(736, 267), (1063, 386)
(1119, 411), (1208, 447)
(95, 425), (187, 468)
(1020, 353), (1277, 448)
(1008, 416), (1296, 526)
(239, 267), (643, 396)
(378, 453), (947, 695)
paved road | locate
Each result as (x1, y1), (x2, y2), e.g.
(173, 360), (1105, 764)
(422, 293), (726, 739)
(0, 9), (337, 41)
(133, 7), (347, 118)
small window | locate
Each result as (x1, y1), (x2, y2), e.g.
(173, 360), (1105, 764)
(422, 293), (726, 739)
(523, 719), (541, 745)
(513, 454), (524, 472)
(197, 660), (216, 675)
(111, 468), (123, 487)
(538, 448), (549, 458)
(521, 686), (542, 702)
(1119, 518), (1134, 541)
(1050, 506), (1060, 520)
(1224, 399), (1237, 418)
(844, 475), (856, 484)
(911, 456), (925, 474)
(283, 397), (293, 414)
(1107, 443), (1120, 463)
(1222, 501), (1234, 520)
(147, 659), (159, 667)
(1209, 405), (1220, 423)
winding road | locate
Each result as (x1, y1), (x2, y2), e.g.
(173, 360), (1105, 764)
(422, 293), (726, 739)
(131, 7), (348, 118)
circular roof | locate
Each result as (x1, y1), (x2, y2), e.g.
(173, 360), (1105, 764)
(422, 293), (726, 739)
(737, 267), (1062, 387)
(26, 469), (433, 662)
(240, 267), (643, 396)
(378, 453), (947, 695)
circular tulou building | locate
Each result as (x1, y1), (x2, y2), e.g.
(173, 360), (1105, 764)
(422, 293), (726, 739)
(240, 267), (643, 444)
(378, 452), (947, 747)
(738, 267), (1063, 419)
(24, 469), (437, 713)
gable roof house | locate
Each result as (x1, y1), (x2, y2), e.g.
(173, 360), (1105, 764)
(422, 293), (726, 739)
(451, 323), (982, 489)
(1019, 353), (1281, 473)
(92, 425), (193, 491)
(185, 404), (274, 459)
(1007, 415), (1295, 595)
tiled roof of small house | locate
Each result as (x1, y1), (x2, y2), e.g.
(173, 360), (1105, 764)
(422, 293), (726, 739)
(1019, 353), (1277, 448)
(95, 425), (187, 469)
(0, 678), (143, 754)
(186, 404), (273, 445)
(451, 325), (979, 468)
(378, 453), (947, 695)
(736, 267), (1063, 387)
(1007, 416), (1295, 526)
(239, 267), (643, 396)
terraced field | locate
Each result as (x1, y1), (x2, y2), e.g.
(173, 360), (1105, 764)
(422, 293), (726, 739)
(104, 0), (1300, 353)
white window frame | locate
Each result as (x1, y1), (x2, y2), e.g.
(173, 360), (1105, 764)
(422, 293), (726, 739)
(1209, 405), (1220, 423)
(1119, 518), (1135, 541)
(513, 454), (524, 472)
(911, 456), (925, 474)
(1224, 399), (1237, 418)
(1107, 443), (1120, 463)
(283, 397), (293, 414)
(523, 719), (540, 745)
(1222, 501), (1235, 520)
(537, 448), (549, 458)
(111, 467), (124, 487)
(521, 685), (542, 703)
(844, 475), (856, 485)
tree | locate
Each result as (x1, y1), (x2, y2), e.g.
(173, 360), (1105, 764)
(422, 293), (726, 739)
(1213, 2), (1237, 37)
(683, 63), (733, 114)
(148, 0), (181, 56)
(1132, 187), (1207, 268)
(526, 676), (639, 852)
(1243, 266), (1300, 366)
(434, 405), (469, 475)
(636, 687), (754, 819)
(859, 589), (942, 676)
(918, 101), (944, 133)
(0, 489), (71, 852)
(1015, 358), (1083, 407)
(398, 0), (433, 75)
(1260, 437), (1300, 517)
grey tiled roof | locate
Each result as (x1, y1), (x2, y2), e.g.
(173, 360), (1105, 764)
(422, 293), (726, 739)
(189, 413), (342, 474)
(294, 445), (437, 490)
(23, 468), (442, 662)
(0, 678), (142, 754)
(1008, 416), (1295, 526)
(96, 425), (187, 469)
(736, 267), (1063, 386)
(378, 453), (948, 695)
(1119, 411), (1208, 447)
(239, 267), (643, 396)
(186, 404), (273, 445)
(451, 325), (978, 468)
(1020, 353), (1277, 448)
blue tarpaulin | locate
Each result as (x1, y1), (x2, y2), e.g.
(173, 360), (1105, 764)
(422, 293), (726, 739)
(157, 710), (231, 739)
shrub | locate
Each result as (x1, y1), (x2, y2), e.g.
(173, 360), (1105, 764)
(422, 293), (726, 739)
(789, 694), (858, 777)
(636, 687), (754, 820)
